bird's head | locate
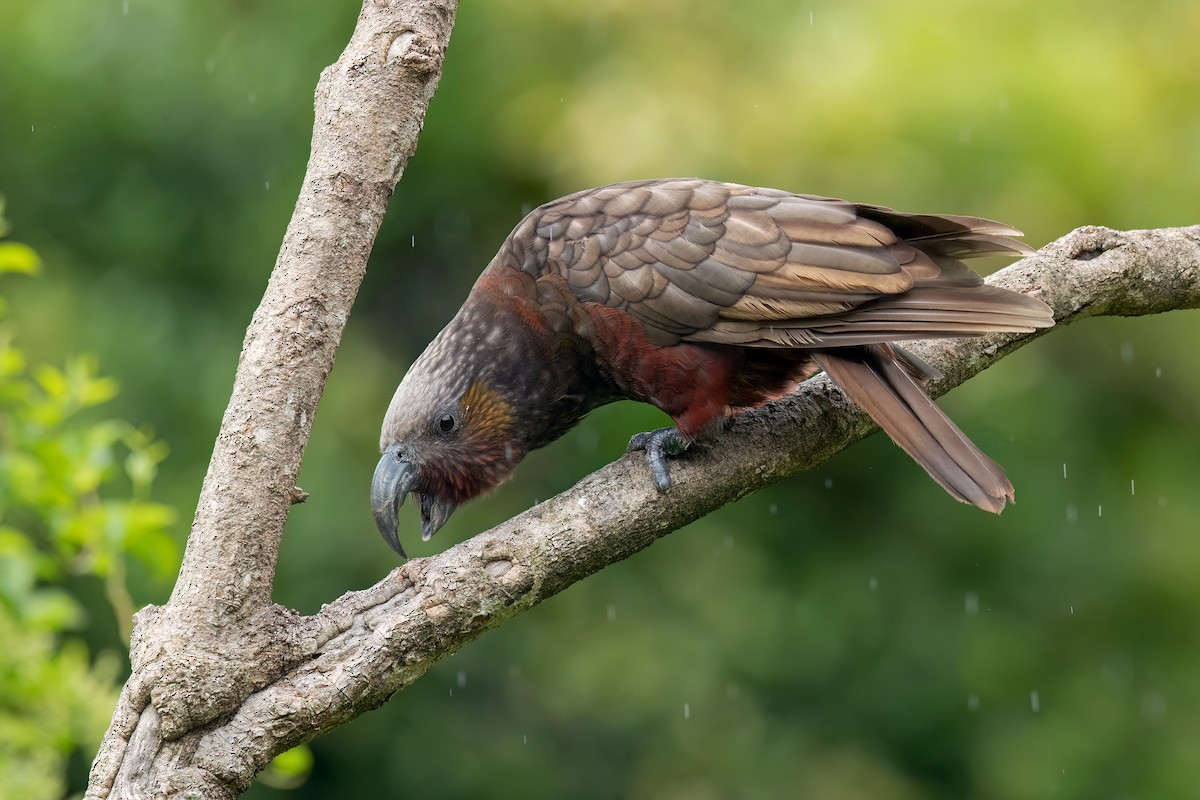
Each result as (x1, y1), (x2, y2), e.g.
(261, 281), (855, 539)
(372, 329), (526, 558)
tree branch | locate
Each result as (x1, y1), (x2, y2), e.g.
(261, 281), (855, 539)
(189, 224), (1200, 778)
(83, 0), (1200, 796)
(86, 1), (459, 797)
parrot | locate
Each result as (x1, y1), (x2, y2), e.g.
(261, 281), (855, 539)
(372, 178), (1054, 557)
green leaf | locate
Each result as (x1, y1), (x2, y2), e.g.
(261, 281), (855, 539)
(0, 528), (38, 612)
(258, 745), (314, 790)
(0, 340), (26, 379)
(24, 589), (84, 633)
(123, 428), (169, 489)
(119, 502), (179, 580)
(69, 356), (119, 408)
(0, 242), (41, 275)
(33, 364), (67, 399)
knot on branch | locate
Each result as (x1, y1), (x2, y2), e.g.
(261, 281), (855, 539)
(1064, 225), (1125, 262)
(386, 29), (442, 74)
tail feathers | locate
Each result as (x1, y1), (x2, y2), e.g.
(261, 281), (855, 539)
(854, 206), (1027, 243)
(813, 345), (1014, 513)
(918, 233), (1037, 260)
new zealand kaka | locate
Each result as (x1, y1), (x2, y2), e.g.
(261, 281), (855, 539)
(372, 178), (1053, 556)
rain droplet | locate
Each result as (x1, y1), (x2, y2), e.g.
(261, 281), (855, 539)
(411, 235), (416, 248)
(967, 693), (980, 712)
(1155, 367), (1162, 378)
(768, 503), (778, 515)
(1130, 479), (1135, 496)
(824, 478), (834, 489)
(1120, 342), (1135, 363)
(1030, 690), (1040, 713)
(683, 703), (691, 719)
(965, 591), (979, 616)
(1063, 463), (1067, 479)
(1098, 505), (1102, 518)
(606, 604), (616, 622)
(1066, 504), (1078, 524)
(264, 180), (270, 191)
(457, 670), (467, 689)
(869, 576), (878, 592)
(809, 10), (814, 25)
(523, 734), (528, 744)
(122, 0), (129, 14)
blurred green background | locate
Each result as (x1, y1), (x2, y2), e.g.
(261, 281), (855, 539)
(2, 0), (1199, 797)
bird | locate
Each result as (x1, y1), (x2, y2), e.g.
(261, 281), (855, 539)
(372, 178), (1054, 557)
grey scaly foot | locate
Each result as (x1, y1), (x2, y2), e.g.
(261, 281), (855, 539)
(627, 426), (690, 492)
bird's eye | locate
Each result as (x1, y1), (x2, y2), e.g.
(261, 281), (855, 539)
(436, 412), (458, 434)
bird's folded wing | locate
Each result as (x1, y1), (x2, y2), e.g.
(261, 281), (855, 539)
(516, 178), (1047, 348)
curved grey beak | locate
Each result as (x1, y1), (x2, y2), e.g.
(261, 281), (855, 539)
(372, 446), (418, 558)
(371, 445), (459, 558)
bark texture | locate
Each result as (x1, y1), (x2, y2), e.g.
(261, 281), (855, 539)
(83, 0), (1200, 797)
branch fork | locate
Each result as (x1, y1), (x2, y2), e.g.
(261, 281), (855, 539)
(83, 0), (1200, 794)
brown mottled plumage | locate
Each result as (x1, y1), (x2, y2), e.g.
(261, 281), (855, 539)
(372, 179), (1053, 556)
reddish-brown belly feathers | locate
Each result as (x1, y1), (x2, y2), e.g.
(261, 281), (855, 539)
(580, 302), (813, 439)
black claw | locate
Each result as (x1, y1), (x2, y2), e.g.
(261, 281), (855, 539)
(627, 426), (690, 492)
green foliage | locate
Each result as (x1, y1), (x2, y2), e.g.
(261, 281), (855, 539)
(260, 746), (316, 791)
(0, 204), (177, 799)
(1, 1), (1198, 798)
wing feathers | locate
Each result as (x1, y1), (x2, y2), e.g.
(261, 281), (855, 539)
(709, 285), (1053, 347)
(508, 178), (1052, 348)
